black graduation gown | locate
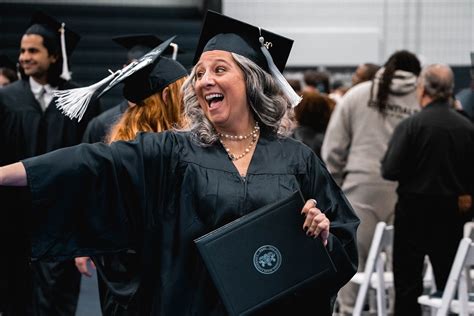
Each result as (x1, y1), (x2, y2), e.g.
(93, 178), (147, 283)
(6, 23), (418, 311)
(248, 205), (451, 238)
(0, 78), (100, 163)
(22, 131), (360, 316)
(291, 125), (325, 158)
(82, 99), (129, 143)
(0, 78), (100, 315)
(82, 98), (139, 315)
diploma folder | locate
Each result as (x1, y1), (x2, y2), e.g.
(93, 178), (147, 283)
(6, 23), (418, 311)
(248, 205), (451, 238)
(194, 190), (336, 316)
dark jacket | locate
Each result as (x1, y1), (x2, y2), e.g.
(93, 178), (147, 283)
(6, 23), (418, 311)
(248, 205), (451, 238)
(382, 100), (474, 198)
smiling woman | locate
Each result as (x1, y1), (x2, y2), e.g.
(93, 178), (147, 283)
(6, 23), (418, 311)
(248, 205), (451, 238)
(194, 51), (249, 131)
(0, 10), (359, 316)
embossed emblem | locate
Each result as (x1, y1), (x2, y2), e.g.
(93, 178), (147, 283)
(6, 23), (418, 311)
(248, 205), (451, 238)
(253, 245), (282, 274)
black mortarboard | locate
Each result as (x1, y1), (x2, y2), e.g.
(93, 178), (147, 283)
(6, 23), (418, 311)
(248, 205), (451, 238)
(122, 56), (188, 103)
(193, 11), (301, 107)
(26, 11), (80, 80)
(55, 36), (185, 121)
(113, 34), (184, 61)
(0, 54), (16, 71)
(26, 11), (80, 57)
(193, 10), (293, 73)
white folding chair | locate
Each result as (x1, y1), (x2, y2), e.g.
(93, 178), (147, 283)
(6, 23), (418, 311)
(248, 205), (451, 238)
(351, 222), (394, 316)
(464, 221), (474, 240)
(417, 237), (474, 316)
(351, 222), (435, 316)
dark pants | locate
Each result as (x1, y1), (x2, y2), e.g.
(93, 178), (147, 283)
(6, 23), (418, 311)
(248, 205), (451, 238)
(31, 260), (81, 316)
(0, 234), (32, 316)
(0, 188), (33, 316)
(393, 195), (467, 316)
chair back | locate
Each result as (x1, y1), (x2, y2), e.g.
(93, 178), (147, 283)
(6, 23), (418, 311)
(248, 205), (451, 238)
(353, 221), (393, 316)
(437, 237), (474, 316)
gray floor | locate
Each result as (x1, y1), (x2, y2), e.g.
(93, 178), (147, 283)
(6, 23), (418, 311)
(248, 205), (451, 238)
(75, 270), (102, 316)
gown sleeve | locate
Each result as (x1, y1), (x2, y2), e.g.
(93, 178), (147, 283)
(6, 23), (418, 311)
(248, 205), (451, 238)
(21, 132), (178, 262)
(301, 153), (360, 297)
(260, 148), (360, 314)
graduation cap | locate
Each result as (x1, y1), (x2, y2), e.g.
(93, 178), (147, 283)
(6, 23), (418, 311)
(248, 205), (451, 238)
(54, 36), (184, 121)
(122, 56), (188, 103)
(193, 10), (301, 107)
(112, 34), (184, 61)
(26, 11), (80, 81)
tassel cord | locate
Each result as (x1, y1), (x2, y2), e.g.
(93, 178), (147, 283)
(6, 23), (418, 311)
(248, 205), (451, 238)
(59, 23), (71, 81)
(258, 34), (302, 108)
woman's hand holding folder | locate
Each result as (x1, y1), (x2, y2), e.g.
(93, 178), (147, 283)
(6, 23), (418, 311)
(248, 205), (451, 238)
(301, 199), (330, 246)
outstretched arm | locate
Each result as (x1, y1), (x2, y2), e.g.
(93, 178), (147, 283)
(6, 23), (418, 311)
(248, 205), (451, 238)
(0, 162), (27, 186)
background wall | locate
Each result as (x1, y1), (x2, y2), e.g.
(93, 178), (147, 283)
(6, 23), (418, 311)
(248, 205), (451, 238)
(1, 0), (472, 93)
(3, 0), (472, 66)
(0, 1), (204, 110)
(222, 0), (473, 67)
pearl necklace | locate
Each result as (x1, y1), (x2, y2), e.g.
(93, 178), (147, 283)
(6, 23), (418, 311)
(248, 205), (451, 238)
(218, 123), (260, 161)
(217, 122), (260, 141)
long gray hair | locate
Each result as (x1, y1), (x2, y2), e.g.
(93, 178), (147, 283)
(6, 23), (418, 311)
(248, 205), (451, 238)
(181, 52), (290, 145)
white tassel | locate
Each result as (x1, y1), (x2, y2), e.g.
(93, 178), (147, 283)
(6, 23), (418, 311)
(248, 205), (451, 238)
(53, 73), (116, 121)
(258, 32), (302, 108)
(54, 60), (137, 121)
(170, 43), (178, 60)
(59, 23), (71, 81)
(54, 36), (177, 121)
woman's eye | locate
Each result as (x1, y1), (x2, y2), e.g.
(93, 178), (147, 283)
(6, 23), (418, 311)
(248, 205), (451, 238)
(216, 66), (225, 73)
(195, 71), (204, 79)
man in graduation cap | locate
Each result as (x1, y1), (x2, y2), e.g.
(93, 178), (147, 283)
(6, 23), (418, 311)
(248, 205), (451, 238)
(81, 33), (183, 144)
(0, 11), (359, 316)
(0, 11), (100, 316)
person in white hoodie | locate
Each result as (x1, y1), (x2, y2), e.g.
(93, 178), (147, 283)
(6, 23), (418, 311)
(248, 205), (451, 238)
(321, 50), (421, 315)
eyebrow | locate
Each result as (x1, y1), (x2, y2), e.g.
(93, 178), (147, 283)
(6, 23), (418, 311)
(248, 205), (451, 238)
(195, 57), (233, 68)
(20, 47), (39, 51)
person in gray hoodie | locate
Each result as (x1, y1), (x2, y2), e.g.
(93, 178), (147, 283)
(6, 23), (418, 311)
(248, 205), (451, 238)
(321, 50), (421, 315)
